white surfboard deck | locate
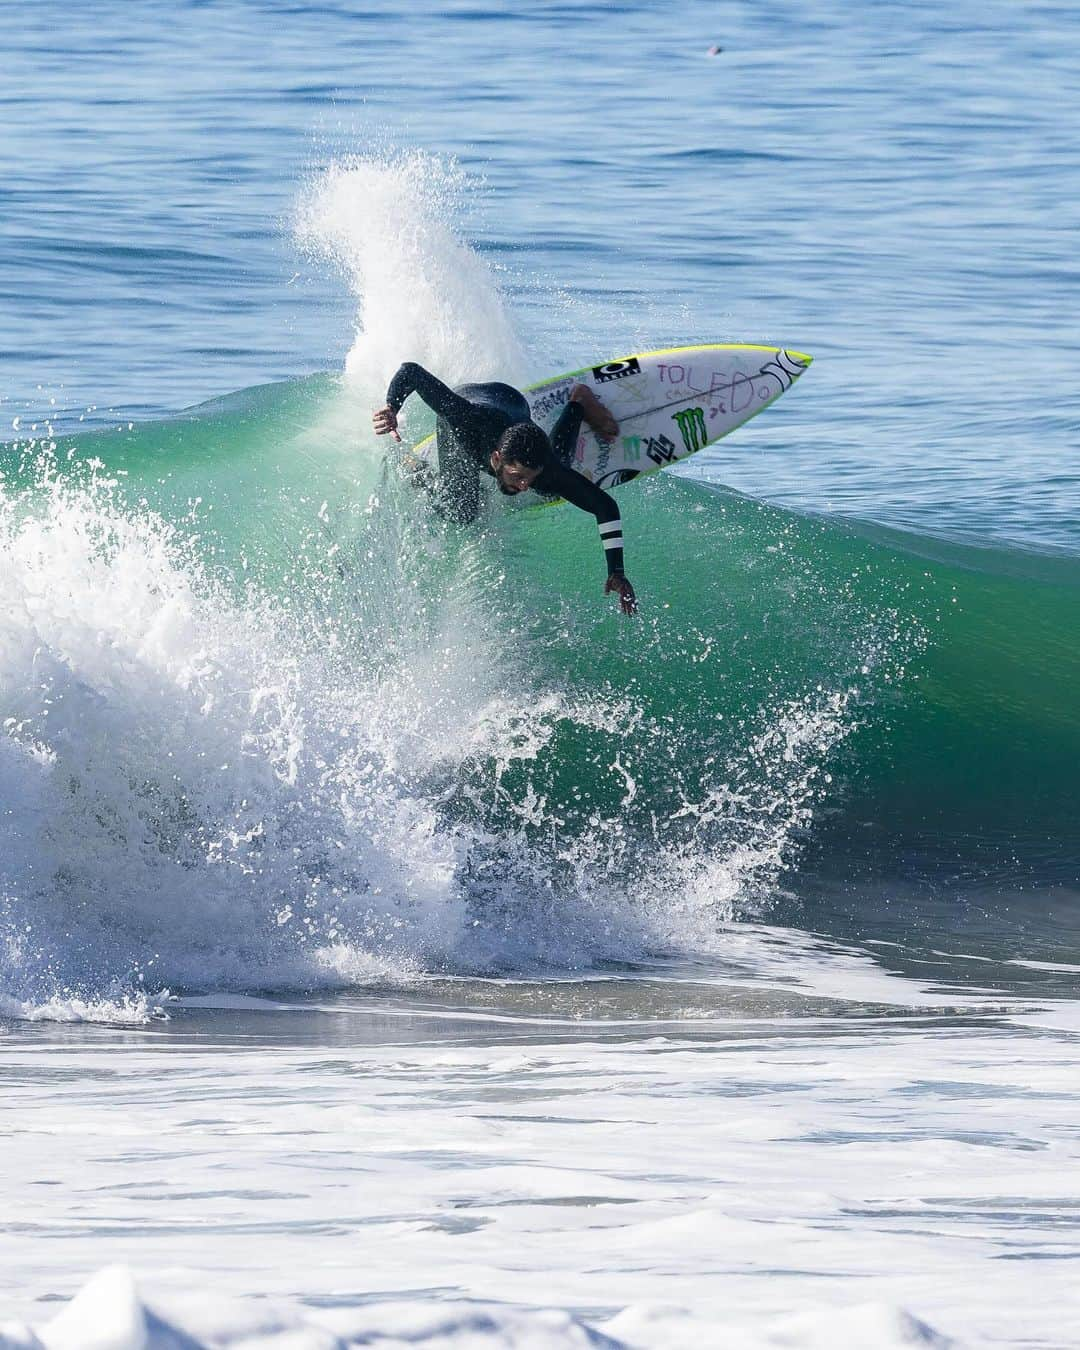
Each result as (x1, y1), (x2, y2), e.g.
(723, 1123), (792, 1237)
(411, 342), (811, 500)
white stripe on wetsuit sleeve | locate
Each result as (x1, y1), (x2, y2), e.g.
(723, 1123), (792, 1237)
(599, 522), (623, 549)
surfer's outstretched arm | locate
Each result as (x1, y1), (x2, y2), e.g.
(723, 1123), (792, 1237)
(534, 461), (637, 615)
(380, 363), (475, 426)
(373, 363), (489, 482)
(374, 363), (469, 441)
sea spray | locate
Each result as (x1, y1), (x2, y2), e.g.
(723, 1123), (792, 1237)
(295, 152), (526, 403)
(0, 463), (470, 1016)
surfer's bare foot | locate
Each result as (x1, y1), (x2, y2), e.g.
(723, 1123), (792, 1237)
(398, 452), (433, 489)
(570, 383), (619, 439)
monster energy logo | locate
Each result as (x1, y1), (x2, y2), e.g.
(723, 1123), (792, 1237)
(672, 406), (707, 454)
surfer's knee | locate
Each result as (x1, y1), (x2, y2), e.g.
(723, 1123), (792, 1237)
(434, 485), (480, 524)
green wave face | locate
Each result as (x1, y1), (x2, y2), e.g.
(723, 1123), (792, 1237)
(4, 376), (1078, 899)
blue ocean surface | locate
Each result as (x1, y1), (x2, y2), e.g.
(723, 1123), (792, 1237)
(2, 4), (1080, 1347)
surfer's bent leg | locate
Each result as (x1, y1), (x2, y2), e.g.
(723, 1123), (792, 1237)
(435, 420), (482, 523)
(390, 448), (436, 491)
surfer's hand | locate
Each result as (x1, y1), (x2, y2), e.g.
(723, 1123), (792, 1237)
(571, 384), (619, 440)
(373, 405), (401, 442)
(605, 573), (637, 616)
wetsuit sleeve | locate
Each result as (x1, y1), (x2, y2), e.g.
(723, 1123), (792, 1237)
(550, 398), (585, 466)
(385, 362), (474, 426)
(534, 461), (626, 576)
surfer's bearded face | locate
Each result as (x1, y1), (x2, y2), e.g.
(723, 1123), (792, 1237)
(491, 452), (541, 495)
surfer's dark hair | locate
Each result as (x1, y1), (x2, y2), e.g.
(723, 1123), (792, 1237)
(495, 422), (551, 469)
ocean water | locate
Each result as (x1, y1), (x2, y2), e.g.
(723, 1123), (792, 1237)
(2, 2), (1080, 1347)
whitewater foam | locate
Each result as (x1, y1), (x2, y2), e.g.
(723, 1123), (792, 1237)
(296, 153), (526, 405)
(0, 465), (471, 1017)
(0, 1262), (958, 1348)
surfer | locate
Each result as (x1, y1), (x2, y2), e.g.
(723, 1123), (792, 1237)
(372, 362), (637, 615)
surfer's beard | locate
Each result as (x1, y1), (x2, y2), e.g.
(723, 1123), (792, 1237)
(494, 468), (527, 495)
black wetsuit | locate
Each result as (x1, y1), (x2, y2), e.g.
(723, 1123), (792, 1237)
(385, 362), (626, 577)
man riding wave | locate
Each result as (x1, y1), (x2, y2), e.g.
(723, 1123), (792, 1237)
(373, 363), (637, 615)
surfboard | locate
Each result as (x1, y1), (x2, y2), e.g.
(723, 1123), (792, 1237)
(411, 342), (811, 497)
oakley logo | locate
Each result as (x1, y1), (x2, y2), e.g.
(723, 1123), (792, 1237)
(592, 358), (641, 383)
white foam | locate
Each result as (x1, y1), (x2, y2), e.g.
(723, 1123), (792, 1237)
(37, 1267), (146, 1350)
(3, 1267), (962, 1349)
(7, 1266), (625, 1349)
(8, 1015), (1075, 1345)
(608, 1300), (954, 1349)
(0, 490), (868, 1020)
(295, 153), (526, 406)
(0, 470), (469, 1019)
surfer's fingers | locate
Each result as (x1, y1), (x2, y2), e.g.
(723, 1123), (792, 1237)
(373, 409), (400, 438)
